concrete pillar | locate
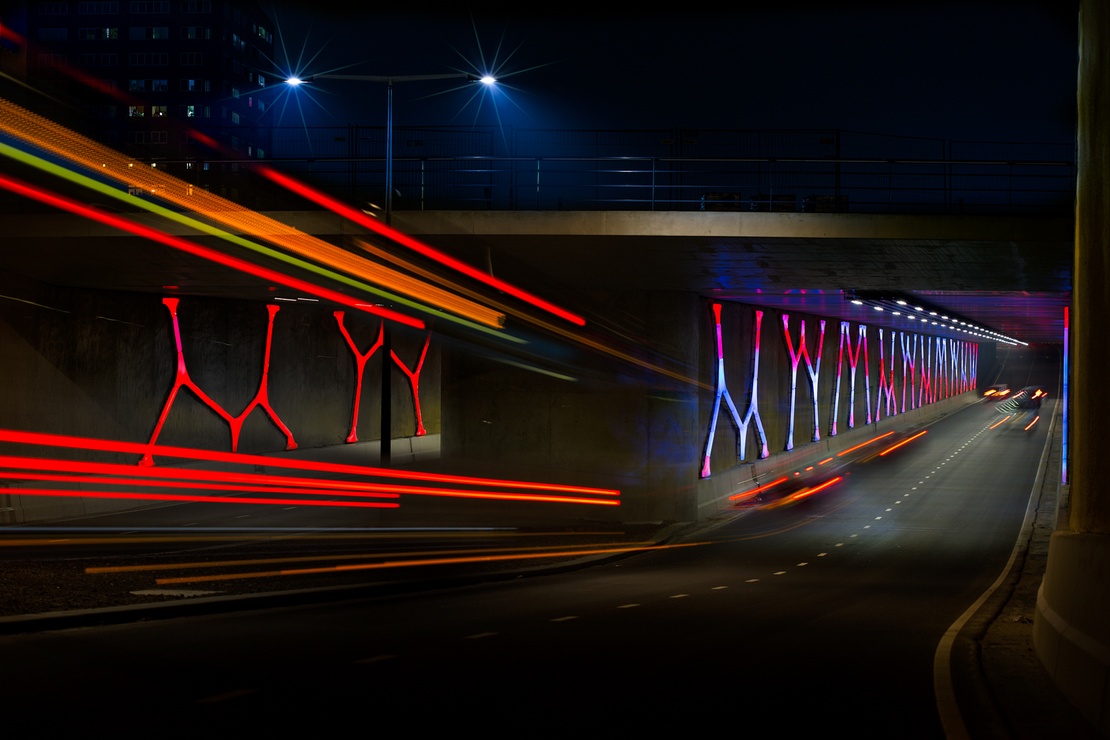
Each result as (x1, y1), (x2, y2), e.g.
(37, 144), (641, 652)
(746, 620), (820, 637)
(1034, 1), (1110, 732)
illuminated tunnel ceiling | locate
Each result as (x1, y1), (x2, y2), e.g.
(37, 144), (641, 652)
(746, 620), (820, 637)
(398, 219), (1074, 347)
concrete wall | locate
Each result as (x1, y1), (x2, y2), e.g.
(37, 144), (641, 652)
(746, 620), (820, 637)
(1, 263), (989, 527)
(0, 268), (438, 523)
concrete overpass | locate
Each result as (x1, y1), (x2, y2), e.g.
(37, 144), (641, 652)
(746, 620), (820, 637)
(0, 0), (1107, 729)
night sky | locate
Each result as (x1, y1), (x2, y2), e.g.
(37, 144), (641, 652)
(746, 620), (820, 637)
(264, 1), (1078, 143)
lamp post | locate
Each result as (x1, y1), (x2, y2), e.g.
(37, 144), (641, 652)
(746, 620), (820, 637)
(286, 73), (494, 224)
(284, 72), (494, 465)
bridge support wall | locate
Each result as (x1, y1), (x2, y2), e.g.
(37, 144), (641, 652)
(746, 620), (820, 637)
(1035, 0), (1110, 731)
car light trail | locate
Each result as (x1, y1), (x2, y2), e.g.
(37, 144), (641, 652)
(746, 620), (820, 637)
(0, 172), (425, 329)
(729, 476), (789, 502)
(0, 141), (513, 339)
(10, 488), (399, 509)
(0, 98), (505, 328)
(86, 540), (661, 574)
(257, 165), (587, 327)
(1024, 415), (1040, 431)
(878, 430), (928, 456)
(990, 415), (1013, 429)
(0, 429), (621, 503)
(153, 541), (706, 585)
(836, 431), (895, 456)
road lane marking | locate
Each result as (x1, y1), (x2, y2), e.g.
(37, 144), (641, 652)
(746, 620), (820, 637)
(617, 603), (640, 608)
(550, 616), (578, 622)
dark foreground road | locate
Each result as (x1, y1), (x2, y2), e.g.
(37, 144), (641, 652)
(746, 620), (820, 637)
(0, 400), (1057, 736)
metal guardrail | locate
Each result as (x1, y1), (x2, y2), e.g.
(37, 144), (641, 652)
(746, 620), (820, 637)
(135, 127), (1078, 216)
(257, 154), (1075, 215)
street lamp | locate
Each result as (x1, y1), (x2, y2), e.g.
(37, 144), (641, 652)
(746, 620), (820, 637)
(286, 73), (494, 224)
(284, 72), (494, 466)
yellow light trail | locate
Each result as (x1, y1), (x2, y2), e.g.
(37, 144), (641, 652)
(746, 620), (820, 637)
(0, 98), (504, 328)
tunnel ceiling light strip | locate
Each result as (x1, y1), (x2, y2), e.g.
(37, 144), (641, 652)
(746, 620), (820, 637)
(0, 98), (502, 329)
(0, 172), (425, 329)
(0, 429), (621, 498)
(847, 291), (1026, 346)
(257, 165), (587, 327)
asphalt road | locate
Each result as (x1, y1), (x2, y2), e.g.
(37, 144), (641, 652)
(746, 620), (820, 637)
(0, 398), (1054, 736)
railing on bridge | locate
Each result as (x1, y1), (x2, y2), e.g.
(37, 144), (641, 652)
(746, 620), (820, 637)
(176, 127), (1081, 216)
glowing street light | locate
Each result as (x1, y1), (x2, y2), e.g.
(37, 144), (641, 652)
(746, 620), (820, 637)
(284, 72), (494, 224)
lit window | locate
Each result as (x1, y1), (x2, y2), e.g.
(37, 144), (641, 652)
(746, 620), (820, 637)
(185, 105), (195, 118)
(128, 105), (145, 117)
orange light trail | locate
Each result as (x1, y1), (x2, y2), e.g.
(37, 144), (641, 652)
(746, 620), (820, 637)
(729, 476), (789, 501)
(878, 430), (928, 456)
(86, 540), (659, 574)
(258, 166), (586, 327)
(1024, 415), (1040, 431)
(990, 415), (1012, 429)
(0, 172), (424, 329)
(836, 431), (895, 457)
(153, 541), (706, 585)
(0, 98), (500, 328)
(788, 476), (843, 503)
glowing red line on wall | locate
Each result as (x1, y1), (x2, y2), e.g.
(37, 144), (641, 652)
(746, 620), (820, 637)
(0, 430), (620, 497)
(142, 298), (297, 463)
(0, 173), (424, 329)
(878, 430), (927, 456)
(257, 166), (586, 327)
(835, 431), (895, 456)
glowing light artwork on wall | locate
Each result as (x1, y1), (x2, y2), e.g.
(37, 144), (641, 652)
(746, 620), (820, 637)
(142, 298), (296, 466)
(782, 314), (825, 449)
(875, 328), (899, 420)
(900, 332), (919, 413)
(701, 299), (978, 481)
(832, 322), (871, 435)
(701, 303), (768, 478)
(334, 311), (430, 443)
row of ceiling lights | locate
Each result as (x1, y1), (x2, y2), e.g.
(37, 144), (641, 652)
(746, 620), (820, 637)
(847, 293), (1027, 346)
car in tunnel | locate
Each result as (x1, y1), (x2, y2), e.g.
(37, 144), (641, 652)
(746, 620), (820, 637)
(983, 384), (1011, 399)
